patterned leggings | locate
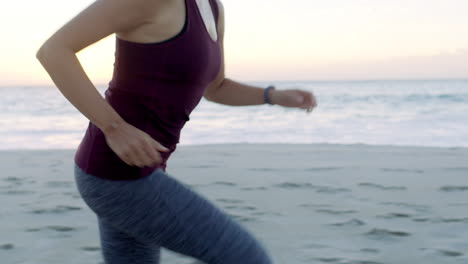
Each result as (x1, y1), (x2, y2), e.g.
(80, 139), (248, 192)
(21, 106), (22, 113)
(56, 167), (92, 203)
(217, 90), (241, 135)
(73, 164), (273, 264)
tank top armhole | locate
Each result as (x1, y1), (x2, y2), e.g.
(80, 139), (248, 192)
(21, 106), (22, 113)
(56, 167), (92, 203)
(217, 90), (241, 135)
(210, 0), (220, 26)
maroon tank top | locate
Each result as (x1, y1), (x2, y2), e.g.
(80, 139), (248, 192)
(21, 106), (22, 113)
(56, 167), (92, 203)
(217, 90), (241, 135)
(74, 0), (221, 180)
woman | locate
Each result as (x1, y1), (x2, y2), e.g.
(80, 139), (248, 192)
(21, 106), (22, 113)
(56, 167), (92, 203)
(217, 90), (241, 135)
(36, 0), (317, 263)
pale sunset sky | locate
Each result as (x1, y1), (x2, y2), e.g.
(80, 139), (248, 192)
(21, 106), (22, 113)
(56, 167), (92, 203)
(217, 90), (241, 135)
(1, 0), (468, 86)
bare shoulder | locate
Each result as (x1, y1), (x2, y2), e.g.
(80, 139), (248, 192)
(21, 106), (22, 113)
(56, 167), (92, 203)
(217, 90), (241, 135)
(214, 0), (224, 34)
(214, 0), (224, 18)
(97, 0), (167, 26)
(37, 0), (167, 53)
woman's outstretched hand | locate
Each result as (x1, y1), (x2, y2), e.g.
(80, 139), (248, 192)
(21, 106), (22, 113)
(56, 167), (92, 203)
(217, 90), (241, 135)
(270, 89), (318, 113)
(103, 122), (170, 168)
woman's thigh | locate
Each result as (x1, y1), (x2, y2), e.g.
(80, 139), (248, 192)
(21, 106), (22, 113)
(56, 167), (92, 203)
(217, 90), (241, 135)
(74, 164), (273, 264)
(97, 216), (162, 264)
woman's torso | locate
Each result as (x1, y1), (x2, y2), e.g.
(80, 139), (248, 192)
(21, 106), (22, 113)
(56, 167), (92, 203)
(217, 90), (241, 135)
(74, 0), (222, 181)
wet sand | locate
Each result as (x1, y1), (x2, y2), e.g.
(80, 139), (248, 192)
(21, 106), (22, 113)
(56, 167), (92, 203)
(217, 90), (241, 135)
(1, 143), (468, 264)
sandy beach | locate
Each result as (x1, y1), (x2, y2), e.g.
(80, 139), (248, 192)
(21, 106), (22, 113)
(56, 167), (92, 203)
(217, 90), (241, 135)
(1, 143), (468, 264)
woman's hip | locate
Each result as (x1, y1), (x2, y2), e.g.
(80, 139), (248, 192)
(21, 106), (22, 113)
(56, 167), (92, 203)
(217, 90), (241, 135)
(74, 163), (167, 217)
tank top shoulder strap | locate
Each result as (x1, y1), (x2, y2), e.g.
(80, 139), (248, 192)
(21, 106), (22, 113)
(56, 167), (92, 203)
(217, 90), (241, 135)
(208, 0), (220, 25)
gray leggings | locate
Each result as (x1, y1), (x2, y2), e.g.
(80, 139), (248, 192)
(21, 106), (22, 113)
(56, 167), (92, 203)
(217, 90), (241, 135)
(73, 164), (273, 264)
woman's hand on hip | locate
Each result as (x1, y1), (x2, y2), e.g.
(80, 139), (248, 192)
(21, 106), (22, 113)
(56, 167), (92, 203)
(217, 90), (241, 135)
(103, 122), (170, 168)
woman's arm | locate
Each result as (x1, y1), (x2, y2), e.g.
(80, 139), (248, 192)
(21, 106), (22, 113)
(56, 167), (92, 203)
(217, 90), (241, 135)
(203, 0), (317, 111)
(202, 0), (276, 106)
(36, 0), (161, 135)
(37, 0), (174, 167)
(205, 78), (274, 106)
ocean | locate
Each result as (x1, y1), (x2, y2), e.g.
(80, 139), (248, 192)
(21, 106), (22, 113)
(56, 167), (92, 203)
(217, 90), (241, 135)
(1, 79), (467, 150)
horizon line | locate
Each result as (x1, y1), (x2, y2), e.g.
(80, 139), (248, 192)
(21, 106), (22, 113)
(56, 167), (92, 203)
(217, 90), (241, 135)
(1, 77), (468, 88)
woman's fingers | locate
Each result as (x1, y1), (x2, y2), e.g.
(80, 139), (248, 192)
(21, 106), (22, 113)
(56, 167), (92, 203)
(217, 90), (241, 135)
(143, 140), (164, 166)
(123, 139), (160, 168)
(104, 122), (168, 168)
(122, 148), (139, 167)
(127, 144), (146, 167)
(296, 90), (316, 109)
(298, 96), (310, 108)
(131, 139), (168, 167)
(120, 151), (134, 166)
(132, 139), (164, 167)
(154, 141), (170, 152)
(135, 146), (154, 167)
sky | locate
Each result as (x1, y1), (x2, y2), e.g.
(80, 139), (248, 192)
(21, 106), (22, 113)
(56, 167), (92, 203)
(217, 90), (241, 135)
(1, 0), (468, 86)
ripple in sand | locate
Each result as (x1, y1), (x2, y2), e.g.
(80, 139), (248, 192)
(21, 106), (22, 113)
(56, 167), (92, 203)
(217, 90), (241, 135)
(358, 182), (407, 191)
(380, 202), (431, 213)
(25, 228), (41, 232)
(439, 217), (468, 223)
(30, 205), (82, 214)
(413, 217), (431, 222)
(81, 246), (101, 252)
(240, 186), (268, 191)
(329, 218), (366, 227)
(251, 211), (283, 217)
(62, 191), (81, 199)
(381, 168), (424, 174)
(314, 257), (343, 263)
(437, 249), (464, 257)
(299, 203), (332, 208)
(376, 212), (412, 219)
(26, 226), (77, 232)
(223, 205), (256, 211)
(349, 261), (383, 264)
(364, 228), (411, 240)
(187, 184), (206, 189)
(412, 217), (468, 223)
(229, 214), (256, 222)
(46, 181), (73, 188)
(46, 225), (77, 232)
(303, 243), (330, 249)
(316, 209), (358, 215)
(316, 186), (351, 194)
(274, 182), (311, 189)
(304, 167), (344, 172)
(314, 257), (383, 264)
(0, 190), (35, 195)
(216, 198), (244, 204)
(0, 243), (14, 250)
(3, 177), (22, 183)
(248, 168), (277, 172)
(212, 181), (236, 186)
(360, 248), (380, 254)
(274, 182), (351, 194)
(439, 185), (468, 192)
(224, 205), (257, 211)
